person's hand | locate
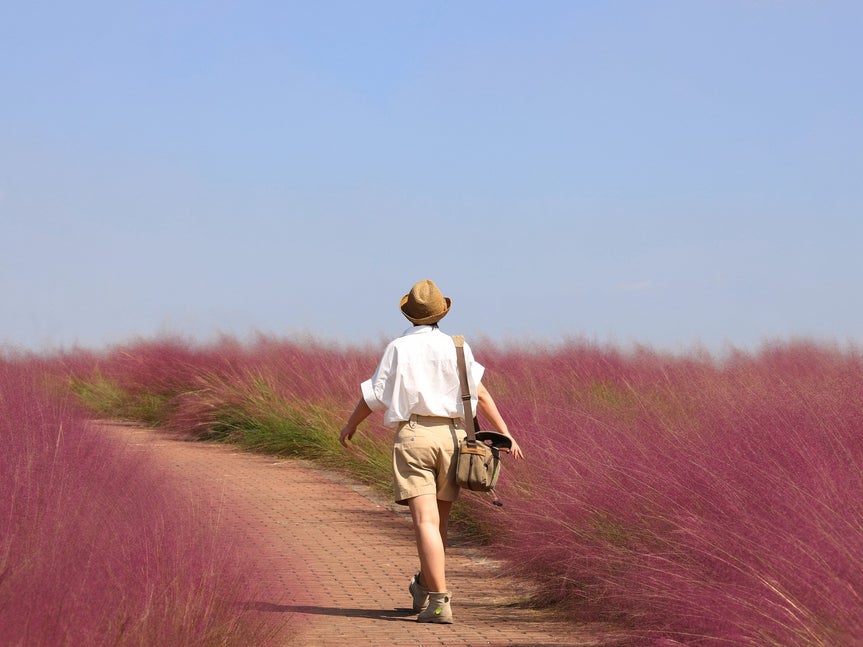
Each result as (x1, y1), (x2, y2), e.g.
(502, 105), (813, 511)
(508, 437), (524, 460)
(339, 424), (356, 447)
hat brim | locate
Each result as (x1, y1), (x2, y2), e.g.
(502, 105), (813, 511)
(475, 431), (513, 451)
(400, 296), (451, 325)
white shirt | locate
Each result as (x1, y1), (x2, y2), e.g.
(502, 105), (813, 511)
(361, 325), (485, 428)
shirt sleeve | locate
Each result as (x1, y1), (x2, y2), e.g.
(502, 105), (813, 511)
(361, 378), (386, 411)
(360, 343), (395, 412)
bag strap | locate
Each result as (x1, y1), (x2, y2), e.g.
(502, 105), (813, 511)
(452, 335), (479, 445)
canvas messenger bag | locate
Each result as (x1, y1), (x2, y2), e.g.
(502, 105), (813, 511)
(452, 336), (511, 498)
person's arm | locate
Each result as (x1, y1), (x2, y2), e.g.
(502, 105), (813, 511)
(476, 383), (524, 460)
(342, 344), (393, 447)
(340, 397), (373, 447)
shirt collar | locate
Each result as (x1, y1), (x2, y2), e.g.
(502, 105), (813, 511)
(402, 325), (440, 336)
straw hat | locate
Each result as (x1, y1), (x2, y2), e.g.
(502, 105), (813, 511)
(400, 279), (451, 324)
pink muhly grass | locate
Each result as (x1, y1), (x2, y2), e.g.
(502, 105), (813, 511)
(474, 340), (863, 644)
(0, 358), (282, 646)
(72, 335), (375, 438)
(56, 332), (863, 642)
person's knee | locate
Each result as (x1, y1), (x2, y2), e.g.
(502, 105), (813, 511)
(409, 494), (441, 526)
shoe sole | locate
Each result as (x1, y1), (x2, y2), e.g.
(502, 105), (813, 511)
(416, 616), (453, 624)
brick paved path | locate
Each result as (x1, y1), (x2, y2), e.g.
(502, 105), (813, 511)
(106, 423), (613, 646)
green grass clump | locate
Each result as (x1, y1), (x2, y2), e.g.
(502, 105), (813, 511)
(68, 364), (400, 502)
(69, 374), (173, 426)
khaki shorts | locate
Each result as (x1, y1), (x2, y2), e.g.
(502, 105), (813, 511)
(392, 415), (467, 505)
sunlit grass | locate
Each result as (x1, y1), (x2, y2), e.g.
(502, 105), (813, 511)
(0, 356), (286, 646)
(56, 334), (863, 644)
(472, 340), (863, 644)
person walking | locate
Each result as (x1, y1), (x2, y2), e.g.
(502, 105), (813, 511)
(340, 279), (523, 624)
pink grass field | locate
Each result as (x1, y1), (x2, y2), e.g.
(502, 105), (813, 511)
(8, 334), (863, 645)
(0, 355), (285, 646)
(474, 340), (863, 644)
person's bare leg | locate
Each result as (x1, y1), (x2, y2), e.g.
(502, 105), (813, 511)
(414, 499), (454, 589)
(437, 499), (454, 548)
(408, 494), (446, 592)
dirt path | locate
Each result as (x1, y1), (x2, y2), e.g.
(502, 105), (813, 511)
(104, 423), (613, 646)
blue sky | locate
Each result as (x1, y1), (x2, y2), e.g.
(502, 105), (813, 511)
(2, 1), (861, 354)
